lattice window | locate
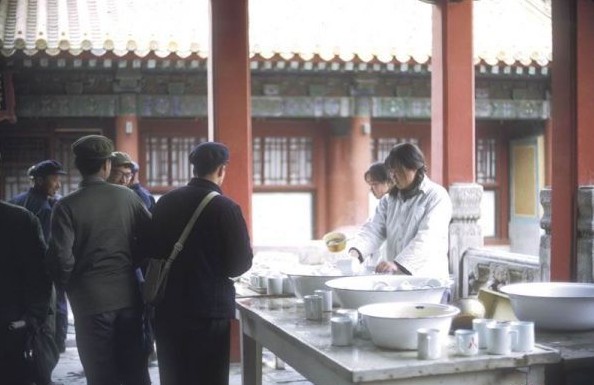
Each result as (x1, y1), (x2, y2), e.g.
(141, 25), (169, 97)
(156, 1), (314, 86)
(476, 138), (497, 184)
(54, 137), (83, 196)
(0, 137), (47, 199)
(145, 134), (205, 187)
(372, 137), (419, 163)
(253, 136), (312, 186)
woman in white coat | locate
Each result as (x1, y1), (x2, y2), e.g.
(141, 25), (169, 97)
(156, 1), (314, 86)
(348, 143), (452, 279)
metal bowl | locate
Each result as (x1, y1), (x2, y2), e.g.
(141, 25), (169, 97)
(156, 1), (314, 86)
(500, 282), (594, 331)
(325, 275), (449, 309)
(286, 267), (349, 306)
(358, 302), (459, 350)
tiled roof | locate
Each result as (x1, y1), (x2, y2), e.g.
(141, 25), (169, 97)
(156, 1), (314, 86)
(0, 0), (552, 66)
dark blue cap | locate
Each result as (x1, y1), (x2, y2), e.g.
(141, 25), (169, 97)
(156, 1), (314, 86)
(189, 142), (230, 176)
(28, 160), (67, 177)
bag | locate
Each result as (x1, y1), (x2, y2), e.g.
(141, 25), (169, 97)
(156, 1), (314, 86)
(143, 257), (173, 305)
(142, 191), (219, 305)
(24, 323), (59, 384)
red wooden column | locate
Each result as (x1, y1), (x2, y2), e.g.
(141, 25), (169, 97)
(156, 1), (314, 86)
(430, 0), (475, 186)
(550, 0), (594, 281)
(576, 3), (594, 185)
(114, 115), (139, 159)
(114, 95), (140, 162)
(208, 0), (252, 228)
(208, 0), (251, 364)
(550, 0), (578, 281)
(326, 92), (372, 232)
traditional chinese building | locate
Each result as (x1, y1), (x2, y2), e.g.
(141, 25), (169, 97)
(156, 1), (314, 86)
(0, 0), (552, 253)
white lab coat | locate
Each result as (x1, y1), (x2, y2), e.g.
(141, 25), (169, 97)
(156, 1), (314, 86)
(350, 176), (452, 279)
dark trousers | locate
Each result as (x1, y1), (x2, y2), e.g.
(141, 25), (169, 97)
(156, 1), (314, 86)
(55, 288), (68, 351)
(75, 307), (150, 385)
(0, 326), (28, 385)
(155, 315), (230, 385)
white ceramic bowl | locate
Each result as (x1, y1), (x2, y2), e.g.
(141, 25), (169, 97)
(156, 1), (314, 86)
(500, 282), (594, 331)
(325, 275), (449, 309)
(358, 302), (459, 350)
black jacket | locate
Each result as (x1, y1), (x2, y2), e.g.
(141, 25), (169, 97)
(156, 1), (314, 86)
(0, 201), (51, 329)
(146, 178), (253, 320)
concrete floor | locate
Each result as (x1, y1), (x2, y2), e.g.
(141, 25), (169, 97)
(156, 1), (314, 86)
(51, 326), (312, 385)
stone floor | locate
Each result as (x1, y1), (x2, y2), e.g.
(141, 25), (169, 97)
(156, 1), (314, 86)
(51, 326), (312, 385)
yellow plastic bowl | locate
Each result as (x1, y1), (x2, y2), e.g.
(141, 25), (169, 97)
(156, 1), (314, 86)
(323, 232), (347, 253)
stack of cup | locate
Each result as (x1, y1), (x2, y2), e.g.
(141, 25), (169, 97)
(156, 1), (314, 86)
(303, 295), (323, 321)
(314, 289), (332, 312)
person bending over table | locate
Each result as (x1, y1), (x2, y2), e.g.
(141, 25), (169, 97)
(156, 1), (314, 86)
(348, 143), (452, 279)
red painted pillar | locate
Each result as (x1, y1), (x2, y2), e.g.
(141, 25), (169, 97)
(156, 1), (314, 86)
(550, 0), (577, 281)
(431, 0), (475, 186)
(208, 0), (251, 364)
(326, 96), (372, 231)
(209, 0), (252, 230)
(114, 114), (139, 162)
(576, 1), (594, 185)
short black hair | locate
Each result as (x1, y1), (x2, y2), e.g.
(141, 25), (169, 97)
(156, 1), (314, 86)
(75, 157), (106, 176)
(384, 142), (426, 175)
(364, 162), (390, 183)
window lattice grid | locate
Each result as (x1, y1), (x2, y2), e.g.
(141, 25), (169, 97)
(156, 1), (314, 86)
(145, 135), (205, 187)
(372, 137), (419, 163)
(254, 136), (312, 186)
(54, 137), (82, 196)
(476, 138), (497, 184)
(0, 137), (47, 199)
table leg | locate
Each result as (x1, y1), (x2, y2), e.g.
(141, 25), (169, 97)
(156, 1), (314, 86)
(241, 325), (262, 385)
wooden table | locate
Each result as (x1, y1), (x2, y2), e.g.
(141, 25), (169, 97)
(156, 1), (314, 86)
(237, 297), (560, 385)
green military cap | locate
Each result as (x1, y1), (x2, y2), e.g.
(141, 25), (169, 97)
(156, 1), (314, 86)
(110, 151), (134, 168)
(72, 135), (114, 160)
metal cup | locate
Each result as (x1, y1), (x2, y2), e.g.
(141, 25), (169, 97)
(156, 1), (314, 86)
(304, 294), (323, 321)
(314, 289), (332, 312)
(331, 316), (353, 346)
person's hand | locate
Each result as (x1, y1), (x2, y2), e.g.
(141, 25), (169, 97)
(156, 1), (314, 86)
(375, 261), (398, 274)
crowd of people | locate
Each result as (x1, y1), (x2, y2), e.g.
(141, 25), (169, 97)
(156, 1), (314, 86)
(0, 135), (254, 385)
(1, 136), (451, 385)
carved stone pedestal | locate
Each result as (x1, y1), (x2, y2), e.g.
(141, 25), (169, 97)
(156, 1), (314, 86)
(577, 186), (594, 283)
(449, 183), (484, 299)
(539, 188), (551, 282)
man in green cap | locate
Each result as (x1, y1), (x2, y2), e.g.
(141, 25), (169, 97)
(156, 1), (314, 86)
(46, 135), (151, 385)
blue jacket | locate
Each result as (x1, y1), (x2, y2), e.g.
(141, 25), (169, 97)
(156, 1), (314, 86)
(10, 188), (57, 242)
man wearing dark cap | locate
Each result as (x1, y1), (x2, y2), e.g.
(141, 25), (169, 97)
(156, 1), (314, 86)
(10, 159), (70, 355)
(10, 159), (66, 242)
(46, 135), (151, 385)
(107, 151), (135, 186)
(146, 141), (253, 385)
(1, 152), (53, 385)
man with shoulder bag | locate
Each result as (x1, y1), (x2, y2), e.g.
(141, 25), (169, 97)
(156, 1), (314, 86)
(145, 142), (253, 385)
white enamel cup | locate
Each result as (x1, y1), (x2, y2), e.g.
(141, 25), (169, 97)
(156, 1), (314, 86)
(417, 328), (441, 360)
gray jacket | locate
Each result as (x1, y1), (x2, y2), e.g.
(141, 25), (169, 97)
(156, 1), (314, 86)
(46, 177), (151, 316)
